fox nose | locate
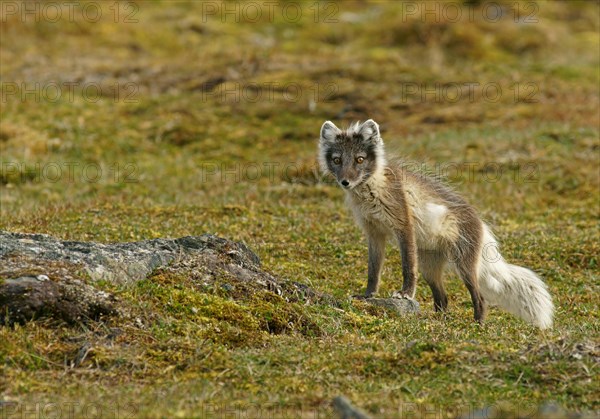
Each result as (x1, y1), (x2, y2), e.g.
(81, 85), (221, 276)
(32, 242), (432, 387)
(341, 180), (350, 187)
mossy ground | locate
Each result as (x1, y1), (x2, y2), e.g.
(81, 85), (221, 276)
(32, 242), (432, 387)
(1, 1), (599, 417)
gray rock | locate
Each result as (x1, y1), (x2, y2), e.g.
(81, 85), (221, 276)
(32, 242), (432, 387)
(362, 297), (420, 315)
(0, 231), (335, 325)
(0, 231), (260, 285)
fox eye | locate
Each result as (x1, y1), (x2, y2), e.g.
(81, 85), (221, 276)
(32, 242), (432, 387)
(356, 156), (365, 164)
(332, 157), (341, 165)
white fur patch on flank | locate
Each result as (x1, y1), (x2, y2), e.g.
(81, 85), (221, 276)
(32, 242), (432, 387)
(422, 203), (448, 235)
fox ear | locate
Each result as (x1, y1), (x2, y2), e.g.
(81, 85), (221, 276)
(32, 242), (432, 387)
(320, 121), (341, 143)
(357, 119), (381, 143)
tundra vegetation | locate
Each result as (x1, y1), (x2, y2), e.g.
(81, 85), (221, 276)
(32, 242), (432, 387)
(0, 1), (598, 417)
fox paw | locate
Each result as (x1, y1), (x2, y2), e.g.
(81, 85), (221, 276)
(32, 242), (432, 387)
(391, 291), (413, 300)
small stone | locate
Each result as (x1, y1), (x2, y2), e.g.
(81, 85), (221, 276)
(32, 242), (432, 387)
(36, 274), (49, 282)
(363, 296), (420, 315)
(332, 396), (371, 419)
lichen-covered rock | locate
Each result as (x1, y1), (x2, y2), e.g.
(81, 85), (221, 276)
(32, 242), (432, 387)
(0, 231), (336, 325)
(0, 231), (261, 285)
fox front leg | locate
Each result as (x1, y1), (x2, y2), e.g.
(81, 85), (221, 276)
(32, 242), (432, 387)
(365, 231), (386, 297)
(393, 228), (418, 299)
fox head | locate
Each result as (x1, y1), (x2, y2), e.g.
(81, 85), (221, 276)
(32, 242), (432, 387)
(318, 119), (385, 190)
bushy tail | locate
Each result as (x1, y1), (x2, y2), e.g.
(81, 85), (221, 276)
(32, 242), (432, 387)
(478, 225), (554, 329)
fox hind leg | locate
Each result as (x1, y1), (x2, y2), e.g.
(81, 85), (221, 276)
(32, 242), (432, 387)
(453, 247), (487, 323)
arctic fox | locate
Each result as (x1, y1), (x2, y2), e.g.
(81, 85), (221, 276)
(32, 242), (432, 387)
(318, 119), (554, 329)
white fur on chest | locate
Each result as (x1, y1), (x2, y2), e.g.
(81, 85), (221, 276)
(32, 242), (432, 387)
(346, 174), (390, 228)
